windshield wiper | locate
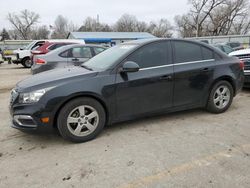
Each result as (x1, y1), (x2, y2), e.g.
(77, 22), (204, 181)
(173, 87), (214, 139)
(81, 64), (93, 71)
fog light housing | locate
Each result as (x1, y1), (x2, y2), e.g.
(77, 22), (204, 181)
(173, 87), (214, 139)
(41, 117), (50, 123)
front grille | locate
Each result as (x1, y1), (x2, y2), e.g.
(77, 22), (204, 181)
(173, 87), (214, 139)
(233, 54), (250, 70)
(235, 54), (250, 59)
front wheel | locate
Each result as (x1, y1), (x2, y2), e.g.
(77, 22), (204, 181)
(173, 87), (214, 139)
(57, 97), (106, 142)
(206, 80), (234, 113)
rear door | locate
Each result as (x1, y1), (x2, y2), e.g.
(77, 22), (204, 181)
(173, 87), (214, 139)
(67, 47), (93, 66)
(172, 40), (216, 107)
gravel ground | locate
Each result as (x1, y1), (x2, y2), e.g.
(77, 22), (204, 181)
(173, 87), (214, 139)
(0, 63), (250, 188)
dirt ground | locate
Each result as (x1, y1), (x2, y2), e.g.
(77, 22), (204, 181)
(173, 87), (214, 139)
(0, 63), (250, 188)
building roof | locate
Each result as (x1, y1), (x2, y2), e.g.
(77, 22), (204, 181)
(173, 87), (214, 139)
(67, 32), (155, 43)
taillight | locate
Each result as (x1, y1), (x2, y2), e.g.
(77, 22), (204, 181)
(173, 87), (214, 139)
(35, 58), (46, 64)
(239, 60), (245, 70)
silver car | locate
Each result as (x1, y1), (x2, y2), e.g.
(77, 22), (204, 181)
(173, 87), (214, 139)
(31, 44), (106, 74)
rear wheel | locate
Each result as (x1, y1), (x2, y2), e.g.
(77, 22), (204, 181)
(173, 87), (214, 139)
(21, 57), (32, 68)
(57, 97), (106, 142)
(206, 80), (234, 113)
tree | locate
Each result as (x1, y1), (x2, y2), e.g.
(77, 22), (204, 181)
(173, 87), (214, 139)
(114, 14), (138, 32)
(148, 19), (173, 37)
(31, 25), (50, 39)
(0, 28), (10, 41)
(51, 15), (69, 39)
(7, 9), (40, 39)
(175, 0), (250, 37)
(51, 15), (77, 39)
(78, 17), (112, 32)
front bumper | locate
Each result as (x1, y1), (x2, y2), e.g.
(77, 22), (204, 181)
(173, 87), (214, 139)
(244, 70), (250, 87)
(10, 102), (55, 132)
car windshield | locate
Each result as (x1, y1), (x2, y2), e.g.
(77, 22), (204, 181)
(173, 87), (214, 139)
(82, 44), (138, 71)
(25, 41), (36, 50)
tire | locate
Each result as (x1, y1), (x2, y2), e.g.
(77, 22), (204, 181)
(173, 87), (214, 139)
(57, 97), (106, 143)
(21, 57), (32, 68)
(206, 80), (234, 113)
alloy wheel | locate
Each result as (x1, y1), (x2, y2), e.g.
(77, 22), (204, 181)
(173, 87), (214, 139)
(67, 105), (99, 137)
(213, 85), (231, 109)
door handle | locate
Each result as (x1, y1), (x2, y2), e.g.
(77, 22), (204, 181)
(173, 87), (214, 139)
(159, 75), (172, 81)
(201, 68), (210, 72)
(72, 58), (79, 62)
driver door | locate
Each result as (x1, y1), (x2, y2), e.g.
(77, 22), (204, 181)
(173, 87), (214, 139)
(115, 41), (174, 120)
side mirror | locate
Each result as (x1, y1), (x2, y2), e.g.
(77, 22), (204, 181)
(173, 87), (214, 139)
(121, 61), (140, 73)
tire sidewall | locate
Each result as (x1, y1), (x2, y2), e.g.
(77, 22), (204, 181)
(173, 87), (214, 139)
(207, 81), (234, 113)
(57, 97), (106, 143)
(22, 57), (31, 68)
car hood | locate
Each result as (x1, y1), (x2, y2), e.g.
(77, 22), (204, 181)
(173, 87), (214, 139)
(17, 66), (98, 90)
(229, 49), (250, 56)
(13, 49), (29, 54)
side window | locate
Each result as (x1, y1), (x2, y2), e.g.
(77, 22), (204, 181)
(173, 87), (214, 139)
(174, 41), (203, 63)
(59, 50), (69, 58)
(93, 47), (105, 55)
(202, 46), (214, 60)
(70, 47), (92, 58)
(81, 47), (92, 58)
(223, 46), (233, 54)
(127, 42), (169, 69)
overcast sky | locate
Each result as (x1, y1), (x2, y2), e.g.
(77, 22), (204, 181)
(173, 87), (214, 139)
(0, 0), (189, 29)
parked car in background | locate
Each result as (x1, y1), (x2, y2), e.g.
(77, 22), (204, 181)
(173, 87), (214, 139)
(213, 44), (234, 54)
(10, 39), (244, 142)
(13, 39), (85, 68)
(226, 42), (244, 51)
(31, 44), (106, 74)
(229, 49), (250, 87)
(31, 41), (79, 60)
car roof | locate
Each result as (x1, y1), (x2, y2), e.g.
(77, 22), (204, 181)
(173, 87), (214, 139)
(123, 38), (228, 58)
(45, 43), (107, 55)
(32, 39), (85, 44)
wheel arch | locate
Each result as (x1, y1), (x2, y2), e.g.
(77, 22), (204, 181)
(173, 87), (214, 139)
(53, 93), (109, 129)
(209, 76), (236, 96)
(21, 56), (30, 62)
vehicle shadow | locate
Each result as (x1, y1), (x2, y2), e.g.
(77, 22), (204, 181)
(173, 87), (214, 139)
(105, 109), (206, 132)
(15, 108), (207, 146)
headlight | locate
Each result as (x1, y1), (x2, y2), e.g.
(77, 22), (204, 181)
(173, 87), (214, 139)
(19, 89), (47, 104)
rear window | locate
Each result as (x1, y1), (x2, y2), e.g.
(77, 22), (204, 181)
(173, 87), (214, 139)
(202, 47), (214, 60)
(228, 42), (240, 48)
(93, 47), (105, 55)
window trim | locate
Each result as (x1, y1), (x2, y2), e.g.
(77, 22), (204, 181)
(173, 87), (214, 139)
(139, 59), (215, 71)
